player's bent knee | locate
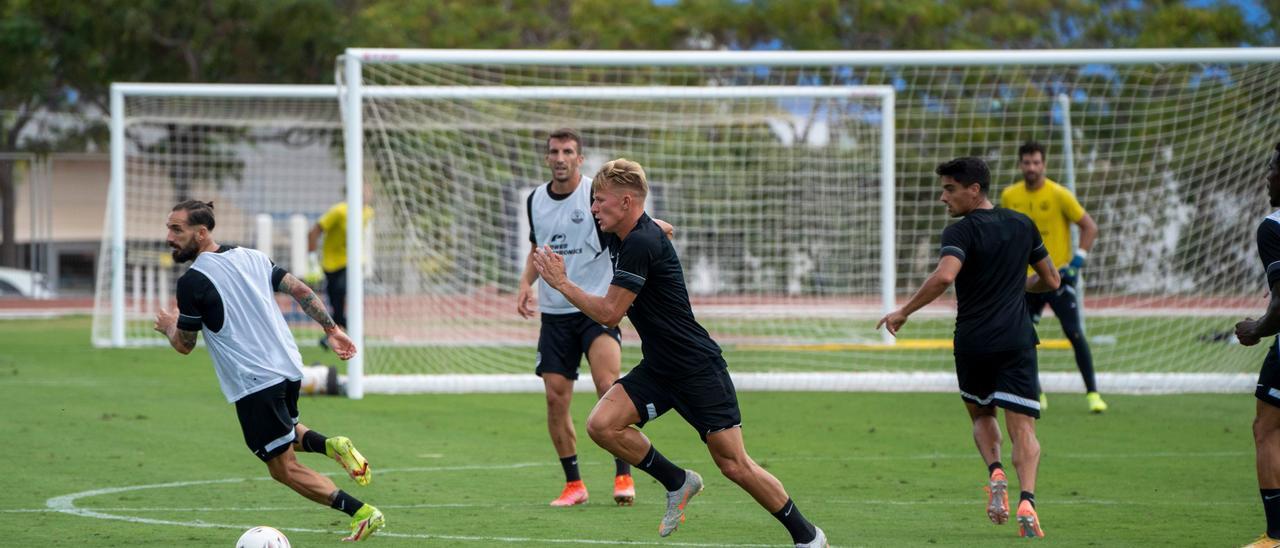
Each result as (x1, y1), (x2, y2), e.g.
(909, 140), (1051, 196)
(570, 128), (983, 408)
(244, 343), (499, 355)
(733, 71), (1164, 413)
(545, 392), (572, 412)
(586, 414), (619, 444)
(1253, 415), (1280, 446)
(267, 462), (293, 484)
(715, 459), (751, 484)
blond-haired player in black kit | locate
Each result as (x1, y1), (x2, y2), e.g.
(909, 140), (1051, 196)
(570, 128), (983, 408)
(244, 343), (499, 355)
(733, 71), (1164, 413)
(533, 159), (827, 547)
(878, 157), (1059, 539)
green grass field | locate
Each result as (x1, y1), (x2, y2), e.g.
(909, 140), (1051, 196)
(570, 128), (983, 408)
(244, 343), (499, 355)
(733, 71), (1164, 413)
(3, 316), (1267, 546)
(354, 313), (1261, 376)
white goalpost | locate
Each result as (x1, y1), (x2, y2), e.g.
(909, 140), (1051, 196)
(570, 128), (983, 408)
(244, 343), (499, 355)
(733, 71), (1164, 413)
(96, 48), (1280, 398)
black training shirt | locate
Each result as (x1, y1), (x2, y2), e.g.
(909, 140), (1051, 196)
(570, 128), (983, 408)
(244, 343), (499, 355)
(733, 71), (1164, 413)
(603, 213), (721, 374)
(940, 208), (1048, 353)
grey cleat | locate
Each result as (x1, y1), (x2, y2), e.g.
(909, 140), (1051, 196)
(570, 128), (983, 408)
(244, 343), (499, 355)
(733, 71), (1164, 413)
(658, 470), (703, 537)
(796, 526), (828, 548)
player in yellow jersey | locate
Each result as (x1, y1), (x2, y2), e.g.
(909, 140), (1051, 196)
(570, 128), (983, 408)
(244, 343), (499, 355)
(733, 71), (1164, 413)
(308, 185), (373, 350)
(1000, 142), (1107, 413)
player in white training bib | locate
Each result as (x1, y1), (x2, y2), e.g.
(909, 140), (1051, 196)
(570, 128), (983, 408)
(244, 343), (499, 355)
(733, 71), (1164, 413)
(154, 200), (384, 541)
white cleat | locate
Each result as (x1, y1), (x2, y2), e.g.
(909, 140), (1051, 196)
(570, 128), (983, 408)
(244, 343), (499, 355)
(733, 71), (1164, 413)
(796, 526), (828, 547)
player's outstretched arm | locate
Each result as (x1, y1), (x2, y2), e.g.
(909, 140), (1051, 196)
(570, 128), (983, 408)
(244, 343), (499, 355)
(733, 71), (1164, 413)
(877, 256), (961, 336)
(1237, 279), (1280, 346)
(1027, 256), (1061, 293)
(531, 245), (636, 327)
(154, 308), (197, 355)
(276, 272), (357, 359)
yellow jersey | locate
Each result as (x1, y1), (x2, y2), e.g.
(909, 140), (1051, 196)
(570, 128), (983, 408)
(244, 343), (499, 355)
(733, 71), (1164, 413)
(316, 202), (373, 273)
(999, 178), (1084, 272)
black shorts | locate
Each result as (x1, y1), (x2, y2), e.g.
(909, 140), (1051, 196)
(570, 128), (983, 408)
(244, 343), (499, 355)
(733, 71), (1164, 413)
(1257, 341), (1280, 408)
(955, 347), (1041, 419)
(617, 357), (742, 442)
(234, 379), (301, 462)
(536, 312), (621, 381)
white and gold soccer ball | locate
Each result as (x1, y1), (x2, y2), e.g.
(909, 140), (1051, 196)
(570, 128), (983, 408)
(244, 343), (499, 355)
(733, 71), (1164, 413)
(235, 526), (290, 548)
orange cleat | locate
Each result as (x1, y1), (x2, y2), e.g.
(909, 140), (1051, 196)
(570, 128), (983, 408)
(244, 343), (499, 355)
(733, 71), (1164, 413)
(550, 480), (589, 507)
(1016, 499), (1044, 538)
(985, 468), (1009, 525)
(1243, 533), (1280, 547)
(614, 474), (636, 506)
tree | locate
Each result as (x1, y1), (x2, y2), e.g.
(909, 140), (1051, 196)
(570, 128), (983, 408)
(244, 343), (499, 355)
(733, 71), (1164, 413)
(0, 0), (352, 267)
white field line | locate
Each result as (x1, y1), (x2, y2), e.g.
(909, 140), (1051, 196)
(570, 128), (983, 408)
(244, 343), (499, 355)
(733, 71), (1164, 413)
(42, 461), (773, 547)
(38, 451), (1253, 544)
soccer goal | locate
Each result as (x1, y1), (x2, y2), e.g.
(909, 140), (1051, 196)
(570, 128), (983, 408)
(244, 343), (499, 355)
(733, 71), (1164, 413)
(336, 48), (1280, 397)
(93, 83), (350, 352)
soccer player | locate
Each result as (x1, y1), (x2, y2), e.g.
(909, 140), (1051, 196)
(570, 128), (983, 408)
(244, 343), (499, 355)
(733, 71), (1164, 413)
(1234, 142), (1280, 548)
(516, 128), (636, 507)
(532, 159), (827, 547)
(878, 157), (1059, 539)
(999, 141), (1107, 413)
(307, 185), (373, 350)
(154, 200), (384, 541)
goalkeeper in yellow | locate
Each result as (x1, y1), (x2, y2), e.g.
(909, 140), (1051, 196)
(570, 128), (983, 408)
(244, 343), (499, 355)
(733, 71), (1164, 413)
(307, 185), (373, 351)
(1000, 141), (1107, 413)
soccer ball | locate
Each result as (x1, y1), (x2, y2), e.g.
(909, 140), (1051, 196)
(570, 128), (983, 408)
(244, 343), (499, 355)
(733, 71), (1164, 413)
(235, 526), (290, 548)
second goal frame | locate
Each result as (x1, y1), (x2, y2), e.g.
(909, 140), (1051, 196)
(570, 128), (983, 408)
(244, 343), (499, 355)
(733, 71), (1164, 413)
(337, 67), (898, 398)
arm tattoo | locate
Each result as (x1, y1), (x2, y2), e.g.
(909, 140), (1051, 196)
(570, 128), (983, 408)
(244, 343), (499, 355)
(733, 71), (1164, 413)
(279, 273), (337, 330)
(177, 329), (198, 351)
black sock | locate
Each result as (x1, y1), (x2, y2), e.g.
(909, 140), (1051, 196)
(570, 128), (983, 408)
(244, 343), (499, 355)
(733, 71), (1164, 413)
(329, 489), (364, 517)
(615, 457), (631, 477)
(300, 430), (328, 454)
(1020, 490), (1036, 508)
(771, 498), (817, 544)
(559, 455), (581, 482)
(1262, 489), (1280, 538)
(988, 461), (1003, 475)
(635, 445), (686, 492)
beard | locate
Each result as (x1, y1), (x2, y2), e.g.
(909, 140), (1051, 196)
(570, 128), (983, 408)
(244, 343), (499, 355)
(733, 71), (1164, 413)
(171, 241), (199, 263)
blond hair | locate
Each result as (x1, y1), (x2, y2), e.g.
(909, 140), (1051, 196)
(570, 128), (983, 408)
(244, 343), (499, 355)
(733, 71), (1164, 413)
(592, 158), (648, 199)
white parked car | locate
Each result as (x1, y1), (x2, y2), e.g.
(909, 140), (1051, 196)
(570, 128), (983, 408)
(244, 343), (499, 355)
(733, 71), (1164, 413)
(0, 267), (54, 298)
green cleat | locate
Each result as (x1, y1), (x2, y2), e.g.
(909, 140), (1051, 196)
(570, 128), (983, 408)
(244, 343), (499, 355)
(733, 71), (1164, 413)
(343, 504), (384, 542)
(326, 436), (371, 486)
(1086, 392), (1108, 414)
(659, 470), (703, 537)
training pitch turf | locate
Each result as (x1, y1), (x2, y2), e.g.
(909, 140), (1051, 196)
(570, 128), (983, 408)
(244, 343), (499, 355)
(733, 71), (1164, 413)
(0, 316), (1264, 546)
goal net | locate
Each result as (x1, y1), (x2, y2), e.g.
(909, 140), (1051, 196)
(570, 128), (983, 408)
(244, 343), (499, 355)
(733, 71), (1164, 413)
(340, 49), (1280, 396)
